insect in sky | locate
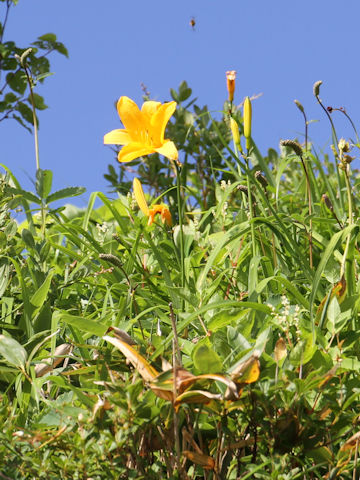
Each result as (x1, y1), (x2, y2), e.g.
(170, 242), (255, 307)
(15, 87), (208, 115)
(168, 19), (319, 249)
(189, 17), (196, 31)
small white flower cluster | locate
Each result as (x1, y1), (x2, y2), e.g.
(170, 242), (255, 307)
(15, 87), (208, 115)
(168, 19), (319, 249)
(129, 191), (137, 210)
(222, 201), (228, 219)
(220, 180), (232, 190)
(80, 298), (89, 311)
(268, 296), (302, 341)
(95, 222), (109, 245)
(96, 222), (109, 234)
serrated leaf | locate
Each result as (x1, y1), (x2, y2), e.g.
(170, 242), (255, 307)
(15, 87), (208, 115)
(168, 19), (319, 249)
(46, 186), (86, 204)
(5, 186), (41, 204)
(0, 335), (27, 368)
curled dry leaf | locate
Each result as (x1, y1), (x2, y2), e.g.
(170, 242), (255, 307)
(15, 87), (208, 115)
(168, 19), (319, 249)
(35, 343), (72, 378)
(103, 335), (158, 382)
(174, 389), (222, 410)
(150, 369), (238, 403)
(150, 367), (196, 401)
(106, 326), (137, 345)
(230, 350), (261, 383)
(340, 431), (360, 452)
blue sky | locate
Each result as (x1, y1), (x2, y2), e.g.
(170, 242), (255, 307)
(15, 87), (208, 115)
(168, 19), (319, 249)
(2, 0), (360, 207)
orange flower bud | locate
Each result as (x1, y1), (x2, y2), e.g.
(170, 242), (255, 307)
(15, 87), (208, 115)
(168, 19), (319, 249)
(226, 70), (236, 102)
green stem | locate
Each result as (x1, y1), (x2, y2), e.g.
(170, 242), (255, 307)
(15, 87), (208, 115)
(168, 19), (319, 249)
(175, 164), (185, 295)
(300, 155), (313, 269)
(315, 94), (344, 211)
(340, 165), (353, 278)
(23, 64), (40, 171)
(245, 156), (257, 260)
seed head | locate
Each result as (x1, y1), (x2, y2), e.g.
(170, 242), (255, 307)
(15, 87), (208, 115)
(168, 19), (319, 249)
(294, 99), (304, 114)
(313, 80), (323, 97)
(99, 253), (123, 269)
(255, 171), (268, 189)
(321, 194), (333, 211)
(280, 139), (303, 157)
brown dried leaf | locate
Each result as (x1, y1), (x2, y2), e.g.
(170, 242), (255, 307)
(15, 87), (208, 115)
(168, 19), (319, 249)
(230, 351), (261, 384)
(183, 450), (215, 470)
(340, 431), (360, 452)
(103, 335), (158, 382)
(35, 343), (72, 378)
(274, 338), (287, 362)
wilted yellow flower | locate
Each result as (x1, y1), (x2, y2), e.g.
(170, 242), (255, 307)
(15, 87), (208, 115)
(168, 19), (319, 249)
(226, 70), (236, 102)
(104, 96), (178, 163)
(133, 178), (172, 226)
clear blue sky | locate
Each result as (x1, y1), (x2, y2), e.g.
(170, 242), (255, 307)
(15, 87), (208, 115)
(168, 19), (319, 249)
(2, 0), (360, 207)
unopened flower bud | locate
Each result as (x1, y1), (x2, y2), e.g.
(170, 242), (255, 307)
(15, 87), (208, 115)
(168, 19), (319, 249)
(280, 139), (303, 157)
(313, 80), (322, 97)
(226, 70), (236, 102)
(243, 96), (252, 150)
(230, 117), (242, 150)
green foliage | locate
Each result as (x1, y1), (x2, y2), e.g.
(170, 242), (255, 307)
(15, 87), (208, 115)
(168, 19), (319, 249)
(1, 7), (360, 477)
(0, 1), (67, 131)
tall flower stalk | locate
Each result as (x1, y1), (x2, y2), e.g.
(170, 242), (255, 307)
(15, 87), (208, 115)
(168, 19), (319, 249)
(281, 140), (313, 269)
(16, 49), (40, 170)
(243, 96), (257, 260)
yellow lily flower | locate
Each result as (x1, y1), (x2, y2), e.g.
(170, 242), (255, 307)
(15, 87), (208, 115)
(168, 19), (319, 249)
(104, 96), (178, 163)
(133, 178), (172, 226)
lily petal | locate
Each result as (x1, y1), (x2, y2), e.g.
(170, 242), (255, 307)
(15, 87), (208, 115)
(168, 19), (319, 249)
(141, 101), (161, 126)
(103, 129), (131, 145)
(161, 206), (172, 226)
(117, 142), (154, 163)
(133, 178), (149, 216)
(155, 140), (178, 161)
(117, 96), (145, 136)
(151, 101), (177, 144)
